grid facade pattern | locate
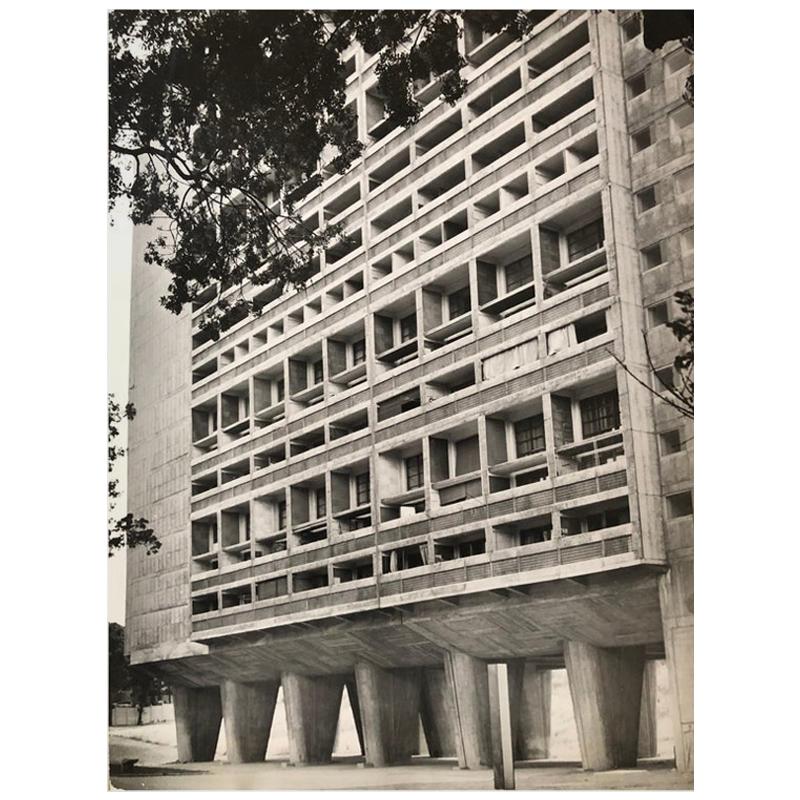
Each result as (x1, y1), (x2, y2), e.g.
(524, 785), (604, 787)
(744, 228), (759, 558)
(176, 11), (693, 640)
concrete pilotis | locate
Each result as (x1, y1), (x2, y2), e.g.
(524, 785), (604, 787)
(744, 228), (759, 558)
(660, 566), (694, 772)
(564, 641), (646, 771)
(638, 661), (658, 759)
(173, 685), (222, 763)
(487, 663), (516, 789)
(282, 672), (346, 764)
(419, 667), (458, 757)
(354, 662), (421, 766)
(516, 664), (552, 760)
(444, 651), (491, 769)
(220, 679), (279, 763)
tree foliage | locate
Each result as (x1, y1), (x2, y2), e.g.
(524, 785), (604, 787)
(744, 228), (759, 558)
(610, 290), (694, 420)
(109, 623), (168, 725)
(641, 10), (693, 106)
(108, 394), (160, 555)
(109, 10), (550, 338)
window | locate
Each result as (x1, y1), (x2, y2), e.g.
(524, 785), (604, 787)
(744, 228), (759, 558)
(665, 47), (691, 75)
(455, 435), (480, 474)
(520, 525), (552, 545)
(315, 489), (326, 518)
(313, 359), (324, 384)
(667, 492), (693, 518)
(257, 576), (288, 600)
(674, 166), (693, 195)
(405, 454), (424, 490)
(460, 538), (485, 557)
(670, 105), (694, 133)
(660, 430), (683, 455)
(448, 286), (471, 319)
(648, 302), (669, 328)
(626, 71), (648, 99)
(580, 390), (620, 438)
(622, 15), (641, 41)
(356, 472), (371, 506)
(514, 415), (546, 457)
(641, 243), (664, 270)
(632, 128), (652, 153)
(352, 338), (366, 365)
(575, 313), (607, 343)
(636, 186), (658, 213)
(400, 313), (417, 343)
(276, 379), (285, 403)
(567, 219), (604, 262)
(278, 501), (287, 530)
(504, 255), (533, 291)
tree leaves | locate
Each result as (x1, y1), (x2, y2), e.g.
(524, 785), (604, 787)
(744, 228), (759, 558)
(108, 393), (160, 556)
(109, 11), (540, 339)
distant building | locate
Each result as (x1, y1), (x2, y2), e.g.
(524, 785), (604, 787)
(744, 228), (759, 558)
(126, 10), (693, 772)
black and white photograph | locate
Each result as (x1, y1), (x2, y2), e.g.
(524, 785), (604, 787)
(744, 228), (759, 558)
(103, 7), (696, 790)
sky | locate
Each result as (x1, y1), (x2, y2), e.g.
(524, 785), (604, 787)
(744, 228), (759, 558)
(107, 199), (133, 625)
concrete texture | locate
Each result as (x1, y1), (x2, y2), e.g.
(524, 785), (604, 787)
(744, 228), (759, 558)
(516, 664), (552, 759)
(354, 662), (422, 767)
(564, 641), (645, 771)
(126, 10), (694, 778)
(282, 672), (346, 764)
(444, 651), (491, 769)
(220, 679), (279, 763)
(173, 685), (222, 763)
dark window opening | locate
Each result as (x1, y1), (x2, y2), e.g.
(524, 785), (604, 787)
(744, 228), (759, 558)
(448, 286), (471, 319)
(580, 390), (620, 438)
(400, 313), (417, 343)
(356, 472), (371, 506)
(520, 525), (552, 545)
(504, 255), (534, 291)
(567, 219), (604, 262)
(405, 454), (424, 490)
(514, 415), (546, 457)
(352, 338), (366, 365)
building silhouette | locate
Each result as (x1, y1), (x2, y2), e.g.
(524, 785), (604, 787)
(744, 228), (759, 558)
(126, 10), (693, 773)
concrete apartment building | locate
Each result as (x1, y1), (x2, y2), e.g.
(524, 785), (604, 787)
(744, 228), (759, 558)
(125, 10), (694, 775)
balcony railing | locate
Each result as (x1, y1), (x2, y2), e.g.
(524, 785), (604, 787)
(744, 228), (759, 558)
(191, 525), (636, 635)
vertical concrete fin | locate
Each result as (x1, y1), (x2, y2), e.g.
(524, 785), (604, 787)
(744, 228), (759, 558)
(516, 664), (552, 760)
(220, 679), (279, 763)
(638, 660), (658, 758)
(173, 684), (222, 763)
(282, 672), (345, 765)
(564, 641), (645, 771)
(444, 651), (491, 769)
(354, 662), (421, 766)
(419, 667), (458, 757)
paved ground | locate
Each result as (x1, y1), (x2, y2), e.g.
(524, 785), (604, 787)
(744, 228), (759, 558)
(109, 731), (692, 791)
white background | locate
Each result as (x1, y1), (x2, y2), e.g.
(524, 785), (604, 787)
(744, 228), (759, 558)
(3, 1), (798, 797)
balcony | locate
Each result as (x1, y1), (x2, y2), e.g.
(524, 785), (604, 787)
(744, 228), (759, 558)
(557, 430), (625, 474)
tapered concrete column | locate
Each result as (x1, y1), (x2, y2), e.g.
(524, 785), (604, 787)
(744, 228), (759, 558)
(564, 642), (646, 771)
(419, 667), (458, 757)
(444, 651), (491, 769)
(354, 662), (421, 766)
(638, 661), (658, 759)
(344, 677), (365, 756)
(515, 664), (552, 760)
(660, 564), (694, 772)
(173, 685), (222, 763)
(220, 679), (279, 763)
(282, 672), (345, 764)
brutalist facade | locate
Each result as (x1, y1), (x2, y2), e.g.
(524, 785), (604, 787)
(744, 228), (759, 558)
(126, 10), (693, 773)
